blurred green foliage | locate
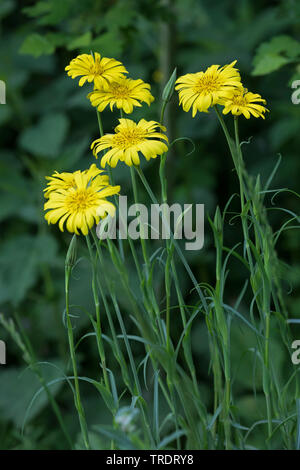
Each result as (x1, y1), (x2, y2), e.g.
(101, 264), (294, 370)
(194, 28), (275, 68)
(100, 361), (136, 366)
(0, 0), (300, 449)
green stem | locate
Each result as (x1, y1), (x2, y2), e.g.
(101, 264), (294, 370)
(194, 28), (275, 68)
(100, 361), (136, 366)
(65, 266), (90, 450)
(85, 234), (110, 391)
(135, 165), (209, 312)
(130, 166), (151, 275)
(90, 231), (132, 390)
(96, 108), (151, 308)
(160, 101), (167, 126)
(129, 165), (165, 338)
(234, 117), (272, 437)
(111, 293), (155, 448)
(264, 311), (272, 437)
(96, 110), (104, 137)
(215, 108), (254, 272)
(216, 109), (273, 441)
(215, 230), (231, 449)
(158, 146), (172, 351)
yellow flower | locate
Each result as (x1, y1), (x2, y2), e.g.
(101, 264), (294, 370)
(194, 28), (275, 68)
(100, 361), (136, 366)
(44, 167), (120, 235)
(88, 76), (154, 114)
(91, 118), (168, 168)
(175, 61), (242, 116)
(65, 52), (127, 89)
(44, 164), (107, 198)
(221, 87), (269, 119)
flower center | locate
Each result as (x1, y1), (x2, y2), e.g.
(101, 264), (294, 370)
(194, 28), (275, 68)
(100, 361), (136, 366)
(91, 59), (105, 76)
(66, 189), (98, 212)
(110, 82), (130, 99)
(230, 94), (247, 107)
(112, 128), (145, 149)
(193, 74), (222, 94)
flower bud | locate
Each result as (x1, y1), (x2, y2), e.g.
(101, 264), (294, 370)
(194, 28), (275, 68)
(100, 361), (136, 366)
(65, 234), (77, 269)
(214, 206), (223, 236)
(162, 67), (177, 103)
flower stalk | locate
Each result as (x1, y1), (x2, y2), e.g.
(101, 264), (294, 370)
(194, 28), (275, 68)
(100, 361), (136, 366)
(65, 249), (90, 450)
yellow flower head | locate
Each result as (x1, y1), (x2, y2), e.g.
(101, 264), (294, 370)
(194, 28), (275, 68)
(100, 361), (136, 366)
(91, 118), (168, 168)
(44, 164), (107, 198)
(88, 76), (154, 114)
(221, 87), (269, 119)
(65, 52), (127, 89)
(175, 61), (242, 116)
(44, 166), (120, 235)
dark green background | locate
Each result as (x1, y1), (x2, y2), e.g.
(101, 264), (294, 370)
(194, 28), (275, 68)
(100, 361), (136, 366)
(0, 0), (299, 449)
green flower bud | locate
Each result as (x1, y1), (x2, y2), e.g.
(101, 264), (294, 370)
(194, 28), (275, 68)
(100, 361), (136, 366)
(162, 67), (177, 103)
(214, 206), (223, 236)
(65, 234), (77, 269)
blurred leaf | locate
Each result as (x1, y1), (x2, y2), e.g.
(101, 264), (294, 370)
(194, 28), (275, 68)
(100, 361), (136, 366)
(22, 2), (51, 19)
(19, 33), (55, 57)
(68, 31), (92, 51)
(46, 32), (70, 48)
(59, 136), (91, 168)
(26, 76), (73, 114)
(23, 0), (72, 26)
(252, 54), (290, 76)
(0, 193), (25, 222)
(0, 364), (63, 428)
(0, 234), (58, 305)
(19, 113), (69, 158)
(252, 35), (300, 76)
(90, 32), (123, 57)
(105, 2), (135, 29)
(268, 118), (300, 150)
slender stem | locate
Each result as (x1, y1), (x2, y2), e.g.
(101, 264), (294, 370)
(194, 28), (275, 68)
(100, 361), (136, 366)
(135, 165), (209, 314)
(264, 310), (272, 437)
(159, 106), (187, 352)
(130, 166), (151, 275)
(65, 266), (90, 449)
(129, 165), (165, 337)
(233, 117), (255, 271)
(90, 230), (132, 390)
(159, 100), (168, 204)
(111, 295), (155, 448)
(85, 234), (110, 391)
(214, 224), (231, 449)
(94, 102), (206, 447)
(158, 131), (171, 350)
(96, 110), (104, 137)
(214, 106), (237, 167)
(160, 101), (167, 126)
(136, 159), (208, 443)
(96, 108), (150, 300)
(134, 162), (172, 348)
(96, 107), (158, 324)
(216, 110), (273, 440)
(233, 117), (247, 209)
(210, 332), (223, 440)
(215, 109), (254, 270)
